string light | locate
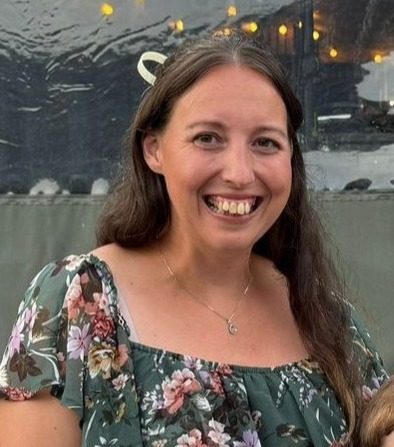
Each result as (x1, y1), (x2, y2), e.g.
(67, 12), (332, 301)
(278, 24), (288, 35)
(329, 48), (338, 58)
(168, 20), (184, 32)
(101, 3), (114, 16)
(214, 27), (232, 37)
(313, 30), (320, 41)
(242, 22), (258, 33)
(374, 54), (383, 63)
(227, 6), (237, 17)
(297, 21), (303, 29)
(176, 20), (184, 31)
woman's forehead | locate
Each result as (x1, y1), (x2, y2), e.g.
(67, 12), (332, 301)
(155, 65), (289, 142)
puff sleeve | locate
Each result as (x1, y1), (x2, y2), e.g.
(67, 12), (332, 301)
(0, 255), (143, 447)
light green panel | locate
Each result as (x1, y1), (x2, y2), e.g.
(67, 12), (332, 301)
(0, 194), (393, 371)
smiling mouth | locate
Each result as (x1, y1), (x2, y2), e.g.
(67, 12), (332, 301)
(204, 196), (260, 216)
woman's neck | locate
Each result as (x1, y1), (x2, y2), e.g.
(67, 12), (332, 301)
(156, 236), (255, 301)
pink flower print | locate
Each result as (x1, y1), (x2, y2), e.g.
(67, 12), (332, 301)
(177, 429), (209, 447)
(65, 280), (84, 320)
(209, 371), (225, 396)
(115, 344), (128, 368)
(64, 254), (88, 271)
(217, 364), (232, 376)
(209, 364), (232, 395)
(207, 419), (231, 446)
(68, 324), (92, 360)
(4, 386), (33, 401)
(8, 316), (25, 357)
(93, 309), (115, 339)
(112, 373), (129, 391)
(162, 368), (202, 414)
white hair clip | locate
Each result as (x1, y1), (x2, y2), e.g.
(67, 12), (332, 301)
(137, 51), (168, 85)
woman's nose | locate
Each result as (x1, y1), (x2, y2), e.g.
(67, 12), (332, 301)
(220, 144), (255, 188)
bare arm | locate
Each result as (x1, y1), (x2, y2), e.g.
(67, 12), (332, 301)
(0, 389), (81, 447)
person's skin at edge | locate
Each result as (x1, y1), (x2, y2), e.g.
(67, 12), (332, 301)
(0, 64), (296, 446)
(0, 389), (82, 446)
(382, 431), (394, 447)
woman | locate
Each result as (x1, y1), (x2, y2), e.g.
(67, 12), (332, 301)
(0, 33), (388, 447)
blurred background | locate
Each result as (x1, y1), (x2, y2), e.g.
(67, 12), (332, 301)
(0, 0), (393, 369)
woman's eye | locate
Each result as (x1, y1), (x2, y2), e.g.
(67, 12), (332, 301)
(193, 134), (220, 147)
(253, 138), (279, 151)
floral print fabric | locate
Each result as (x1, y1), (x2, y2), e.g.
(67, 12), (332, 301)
(0, 254), (388, 447)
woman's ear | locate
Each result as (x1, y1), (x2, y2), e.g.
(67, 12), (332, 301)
(143, 133), (163, 174)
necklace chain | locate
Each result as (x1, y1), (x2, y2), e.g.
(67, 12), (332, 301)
(158, 243), (252, 335)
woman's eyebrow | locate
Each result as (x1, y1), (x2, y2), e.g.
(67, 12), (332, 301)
(185, 121), (227, 131)
(253, 126), (289, 140)
(185, 122), (288, 140)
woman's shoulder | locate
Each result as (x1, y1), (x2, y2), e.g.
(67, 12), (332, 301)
(20, 252), (116, 308)
(0, 249), (129, 397)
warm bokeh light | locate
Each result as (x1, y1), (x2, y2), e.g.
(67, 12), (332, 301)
(329, 48), (338, 58)
(297, 21), (303, 29)
(241, 22), (258, 33)
(278, 24), (288, 36)
(101, 3), (114, 16)
(250, 22), (258, 32)
(168, 20), (184, 32)
(227, 6), (237, 17)
(176, 20), (184, 32)
(313, 30), (320, 41)
(213, 28), (233, 37)
(374, 54), (383, 63)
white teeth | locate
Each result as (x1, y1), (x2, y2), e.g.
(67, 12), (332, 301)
(206, 197), (256, 216)
(229, 202), (237, 214)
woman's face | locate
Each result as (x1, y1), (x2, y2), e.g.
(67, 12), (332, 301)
(143, 64), (293, 253)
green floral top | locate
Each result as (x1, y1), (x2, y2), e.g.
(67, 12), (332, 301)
(0, 255), (388, 447)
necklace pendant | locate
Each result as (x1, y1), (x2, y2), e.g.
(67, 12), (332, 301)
(228, 322), (238, 335)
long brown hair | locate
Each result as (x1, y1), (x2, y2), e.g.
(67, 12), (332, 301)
(96, 33), (362, 444)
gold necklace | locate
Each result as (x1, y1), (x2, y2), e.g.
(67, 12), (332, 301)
(158, 243), (252, 335)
